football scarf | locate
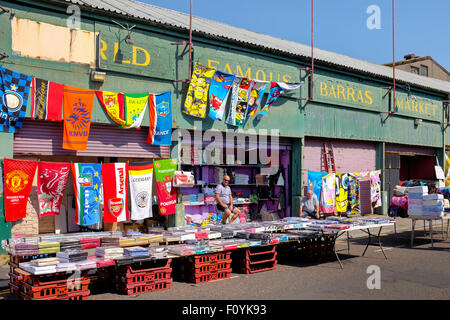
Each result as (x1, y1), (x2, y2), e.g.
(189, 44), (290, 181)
(96, 91), (126, 127)
(71, 163), (101, 226)
(31, 77), (64, 121)
(319, 173), (336, 214)
(0, 66), (32, 133)
(147, 91), (172, 146)
(225, 77), (243, 126)
(154, 159), (177, 215)
(370, 170), (382, 208)
(247, 80), (267, 116)
(208, 71), (235, 121)
(347, 174), (360, 215)
(102, 163), (129, 223)
(4, 158), (38, 222)
(123, 93), (148, 129)
(335, 173), (349, 213)
(37, 161), (70, 217)
(183, 63), (216, 118)
(307, 170), (327, 204)
(226, 77), (251, 127)
(257, 82), (302, 119)
(63, 85), (95, 151)
(128, 162), (154, 220)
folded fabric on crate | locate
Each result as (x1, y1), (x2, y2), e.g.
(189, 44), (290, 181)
(408, 199), (423, 205)
(15, 243), (38, 250)
(423, 205), (444, 212)
(407, 193), (424, 199)
(76, 259), (97, 270)
(407, 186), (428, 194)
(14, 249), (40, 255)
(423, 211), (443, 217)
(38, 241), (60, 249)
(56, 263), (77, 272)
(423, 194), (444, 201)
(30, 257), (60, 266)
(408, 204), (423, 210)
(407, 210), (424, 216)
(124, 246), (149, 257)
(19, 262), (56, 275)
(422, 199), (443, 206)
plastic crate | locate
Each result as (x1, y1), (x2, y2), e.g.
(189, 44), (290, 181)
(24, 271), (89, 287)
(21, 279), (90, 299)
(21, 290), (90, 300)
(241, 261), (277, 274)
(188, 269), (232, 284)
(8, 272), (23, 286)
(118, 258), (172, 274)
(246, 245), (277, 255)
(120, 279), (172, 295)
(119, 268), (172, 285)
(243, 252), (277, 264)
(190, 259), (232, 274)
(8, 283), (21, 298)
(188, 252), (232, 265)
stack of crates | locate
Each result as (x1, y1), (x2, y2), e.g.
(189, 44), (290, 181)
(114, 258), (173, 295)
(176, 252), (232, 284)
(233, 244), (277, 274)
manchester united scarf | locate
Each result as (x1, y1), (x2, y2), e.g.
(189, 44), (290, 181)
(225, 77), (242, 126)
(37, 161), (70, 217)
(319, 173), (336, 214)
(102, 163), (129, 223)
(226, 78), (251, 127)
(71, 163), (101, 226)
(123, 93), (148, 129)
(183, 63), (216, 118)
(63, 86), (95, 151)
(0, 66), (32, 133)
(257, 82), (302, 119)
(96, 91), (126, 127)
(128, 162), (154, 220)
(147, 91), (172, 146)
(208, 71), (235, 121)
(31, 77), (64, 121)
(4, 158), (38, 222)
(154, 159), (177, 215)
(247, 80), (267, 116)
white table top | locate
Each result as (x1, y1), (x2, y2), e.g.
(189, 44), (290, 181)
(319, 222), (395, 233)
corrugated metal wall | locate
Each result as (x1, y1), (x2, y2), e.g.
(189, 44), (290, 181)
(13, 120), (169, 159)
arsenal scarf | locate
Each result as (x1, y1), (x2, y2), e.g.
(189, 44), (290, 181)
(123, 93), (148, 129)
(71, 163), (101, 226)
(128, 162), (154, 220)
(247, 80), (267, 116)
(63, 86), (95, 151)
(208, 71), (235, 121)
(257, 82), (302, 119)
(4, 158), (38, 222)
(225, 77), (243, 126)
(319, 173), (336, 214)
(102, 163), (129, 223)
(0, 66), (32, 133)
(147, 91), (172, 146)
(37, 161), (70, 217)
(96, 91), (126, 127)
(183, 63), (216, 118)
(226, 78), (251, 127)
(154, 159), (177, 215)
(31, 77), (64, 121)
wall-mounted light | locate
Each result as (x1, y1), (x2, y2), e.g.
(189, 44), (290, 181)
(414, 118), (422, 126)
(91, 71), (106, 82)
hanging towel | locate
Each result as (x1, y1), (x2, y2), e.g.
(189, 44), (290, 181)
(148, 91), (172, 146)
(102, 163), (129, 223)
(226, 77), (251, 127)
(123, 93), (148, 129)
(96, 90), (126, 127)
(225, 77), (243, 126)
(208, 71), (235, 121)
(31, 77), (64, 121)
(370, 170), (382, 208)
(335, 173), (349, 213)
(257, 82), (302, 119)
(37, 161), (70, 217)
(307, 171), (327, 203)
(154, 159), (177, 215)
(128, 162), (154, 220)
(247, 80), (268, 116)
(319, 173), (336, 214)
(183, 63), (216, 118)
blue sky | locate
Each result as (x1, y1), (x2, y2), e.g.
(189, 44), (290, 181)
(142, 0), (450, 72)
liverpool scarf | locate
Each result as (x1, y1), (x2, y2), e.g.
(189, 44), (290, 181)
(63, 85), (95, 151)
(226, 78), (251, 127)
(31, 77), (64, 121)
(123, 93), (148, 129)
(247, 80), (267, 116)
(71, 163), (101, 226)
(257, 82), (302, 119)
(4, 158), (38, 222)
(154, 159), (177, 215)
(208, 71), (235, 121)
(335, 173), (349, 213)
(147, 91), (172, 146)
(37, 161), (70, 217)
(225, 77), (243, 126)
(183, 63), (216, 118)
(128, 162), (154, 220)
(102, 163), (129, 223)
(96, 91), (126, 127)
(0, 66), (32, 133)
(319, 173), (336, 214)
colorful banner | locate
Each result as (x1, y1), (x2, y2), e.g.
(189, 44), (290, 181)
(247, 80), (267, 116)
(225, 77), (242, 126)
(319, 173), (336, 214)
(96, 91), (126, 127)
(128, 162), (154, 220)
(71, 163), (101, 226)
(123, 93), (148, 129)
(154, 159), (177, 215)
(335, 173), (349, 213)
(31, 77), (64, 121)
(208, 71), (235, 121)
(4, 159), (38, 222)
(347, 174), (360, 215)
(183, 63), (216, 118)
(0, 66), (32, 133)
(147, 91), (172, 146)
(257, 82), (302, 119)
(63, 86), (95, 151)
(307, 170), (327, 205)
(37, 161), (70, 217)
(226, 78), (251, 127)
(102, 163), (129, 223)
(370, 170), (382, 208)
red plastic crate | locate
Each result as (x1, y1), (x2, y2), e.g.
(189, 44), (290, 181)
(246, 245), (277, 256)
(8, 272), (23, 286)
(188, 269), (232, 284)
(241, 261), (277, 274)
(8, 283), (21, 298)
(120, 268), (172, 285)
(243, 252), (277, 264)
(22, 279), (90, 299)
(118, 258), (172, 274)
(120, 279), (172, 295)
(21, 290), (90, 301)
(188, 252), (232, 265)
(9, 262), (18, 274)
(24, 271), (89, 287)
(190, 259), (232, 274)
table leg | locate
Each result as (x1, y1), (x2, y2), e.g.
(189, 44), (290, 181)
(447, 220), (449, 240)
(442, 219), (445, 239)
(429, 220), (433, 248)
(411, 219), (416, 247)
(333, 232), (344, 270)
(362, 231), (371, 257)
(347, 232), (350, 254)
(376, 227), (387, 259)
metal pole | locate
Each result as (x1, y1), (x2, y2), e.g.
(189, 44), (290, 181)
(392, 0), (396, 113)
(311, 0), (314, 101)
(189, 0), (193, 80)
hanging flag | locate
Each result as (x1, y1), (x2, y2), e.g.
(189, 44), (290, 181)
(370, 170), (382, 208)
(0, 66), (32, 133)
(71, 163), (101, 226)
(183, 63), (216, 118)
(123, 93), (148, 129)
(208, 71), (235, 121)
(347, 174), (360, 215)
(335, 173), (349, 214)
(102, 163), (129, 223)
(96, 91), (126, 127)
(63, 85), (95, 151)
(257, 82), (302, 119)
(247, 80), (267, 116)
(154, 159), (177, 215)
(307, 170), (327, 205)
(31, 77), (64, 121)
(37, 161), (70, 217)
(147, 91), (172, 146)
(226, 78), (251, 127)
(3, 158), (38, 222)
(225, 77), (243, 126)
(128, 162), (154, 220)
(319, 173), (336, 214)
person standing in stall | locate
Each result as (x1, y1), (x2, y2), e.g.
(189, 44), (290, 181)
(215, 175), (242, 224)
